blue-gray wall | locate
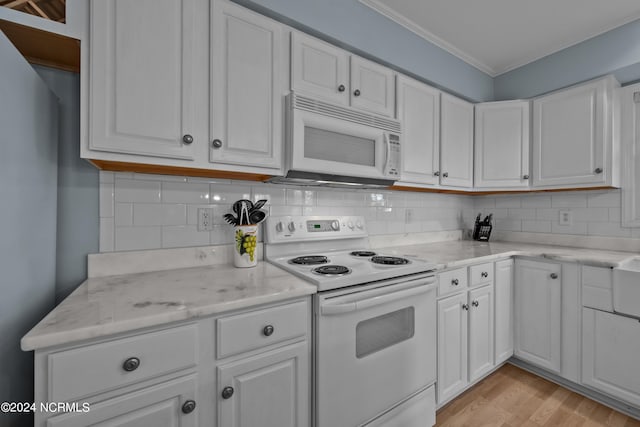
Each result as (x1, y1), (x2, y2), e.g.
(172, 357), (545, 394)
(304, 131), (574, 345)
(33, 66), (100, 303)
(233, 0), (495, 102)
(0, 32), (59, 427)
(494, 18), (640, 99)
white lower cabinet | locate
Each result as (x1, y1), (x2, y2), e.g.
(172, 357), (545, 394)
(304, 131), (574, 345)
(218, 342), (308, 427)
(437, 265), (495, 406)
(494, 259), (514, 364)
(514, 259), (562, 373)
(46, 376), (198, 427)
(582, 307), (640, 407)
(33, 298), (311, 427)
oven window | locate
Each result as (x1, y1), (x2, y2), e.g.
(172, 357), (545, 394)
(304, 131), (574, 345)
(355, 307), (415, 358)
(304, 127), (375, 166)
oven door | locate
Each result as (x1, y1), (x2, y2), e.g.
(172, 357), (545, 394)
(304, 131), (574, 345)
(290, 107), (394, 180)
(315, 274), (437, 427)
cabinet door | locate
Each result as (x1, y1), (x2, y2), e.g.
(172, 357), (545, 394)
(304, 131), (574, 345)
(350, 56), (395, 117)
(396, 75), (440, 185)
(440, 93), (474, 188)
(494, 259), (514, 364)
(468, 284), (494, 383)
(291, 32), (349, 106)
(621, 83), (640, 226)
(210, 1), (283, 170)
(46, 376), (197, 427)
(475, 101), (530, 188)
(514, 259), (561, 373)
(437, 292), (468, 405)
(89, 0), (200, 160)
(582, 308), (640, 407)
(218, 342), (309, 427)
(532, 77), (612, 188)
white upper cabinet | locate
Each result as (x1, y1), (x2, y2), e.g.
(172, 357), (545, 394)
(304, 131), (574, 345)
(88, 0), (202, 160)
(621, 83), (640, 227)
(440, 93), (474, 188)
(396, 75), (440, 185)
(350, 56), (395, 117)
(532, 75), (620, 189)
(210, 1), (284, 171)
(291, 32), (395, 117)
(290, 32), (349, 106)
(475, 101), (530, 188)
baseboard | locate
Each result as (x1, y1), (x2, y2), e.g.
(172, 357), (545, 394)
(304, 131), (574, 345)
(508, 358), (640, 421)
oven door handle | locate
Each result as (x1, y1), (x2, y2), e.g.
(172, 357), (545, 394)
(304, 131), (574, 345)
(321, 280), (436, 316)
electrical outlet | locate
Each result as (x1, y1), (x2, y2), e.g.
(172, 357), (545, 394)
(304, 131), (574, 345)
(198, 208), (214, 231)
(559, 210), (572, 226)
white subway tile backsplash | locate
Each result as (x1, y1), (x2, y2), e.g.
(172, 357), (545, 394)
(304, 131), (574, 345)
(609, 208), (621, 222)
(162, 181), (210, 204)
(588, 222), (632, 238)
(522, 220), (552, 233)
(474, 197), (496, 209)
(366, 192), (387, 207)
(506, 208), (536, 220)
(252, 184), (286, 206)
(521, 195), (551, 208)
(551, 221), (587, 235)
(162, 225), (210, 248)
(210, 225), (235, 245)
(495, 219), (522, 232)
(269, 205), (303, 216)
(495, 196), (521, 209)
(536, 208), (560, 221)
(99, 218), (114, 252)
(115, 179), (161, 203)
(551, 193), (587, 207)
(133, 204), (187, 226)
(114, 203), (133, 226)
(115, 226), (161, 251)
(99, 171), (114, 184)
(211, 183), (251, 204)
(285, 188), (316, 206)
(99, 182), (114, 218)
(571, 207), (609, 222)
(587, 190), (621, 207)
(133, 173), (186, 182)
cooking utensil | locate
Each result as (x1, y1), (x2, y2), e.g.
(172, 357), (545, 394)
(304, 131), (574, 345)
(252, 199), (267, 211)
(233, 199), (253, 216)
(223, 213), (238, 225)
(248, 210), (266, 225)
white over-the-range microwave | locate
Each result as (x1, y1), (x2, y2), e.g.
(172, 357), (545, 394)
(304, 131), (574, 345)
(271, 92), (402, 188)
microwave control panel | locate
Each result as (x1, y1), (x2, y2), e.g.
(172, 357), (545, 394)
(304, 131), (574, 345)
(384, 134), (400, 177)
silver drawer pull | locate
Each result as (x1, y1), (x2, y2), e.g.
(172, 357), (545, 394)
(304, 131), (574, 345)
(122, 357), (140, 372)
(451, 278), (459, 286)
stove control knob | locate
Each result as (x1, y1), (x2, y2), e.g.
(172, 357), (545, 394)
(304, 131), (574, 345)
(288, 221), (296, 232)
(275, 222), (284, 233)
(330, 220), (340, 231)
(347, 221), (354, 229)
(356, 221), (363, 230)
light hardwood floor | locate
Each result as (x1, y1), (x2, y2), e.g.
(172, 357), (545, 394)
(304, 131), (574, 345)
(436, 364), (640, 427)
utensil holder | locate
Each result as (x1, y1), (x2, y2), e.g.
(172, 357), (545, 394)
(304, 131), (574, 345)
(234, 225), (258, 268)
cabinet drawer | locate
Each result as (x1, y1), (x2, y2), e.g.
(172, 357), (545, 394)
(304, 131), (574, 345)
(217, 300), (308, 359)
(438, 268), (468, 296)
(469, 262), (494, 286)
(582, 266), (613, 311)
(49, 325), (198, 402)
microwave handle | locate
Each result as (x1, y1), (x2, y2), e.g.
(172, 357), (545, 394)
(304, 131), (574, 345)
(384, 133), (391, 174)
(321, 279), (436, 316)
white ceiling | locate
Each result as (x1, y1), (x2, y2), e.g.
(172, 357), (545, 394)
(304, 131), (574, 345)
(359, 0), (640, 76)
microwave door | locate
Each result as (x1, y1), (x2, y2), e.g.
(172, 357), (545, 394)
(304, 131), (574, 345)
(290, 109), (388, 179)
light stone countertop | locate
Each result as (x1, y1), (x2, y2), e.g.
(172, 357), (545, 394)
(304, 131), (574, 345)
(21, 262), (315, 351)
(22, 240), (638, 352)
(377, 240), (636, 269)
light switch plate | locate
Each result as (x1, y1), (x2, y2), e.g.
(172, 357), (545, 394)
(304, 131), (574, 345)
(559, 210), (572, 226)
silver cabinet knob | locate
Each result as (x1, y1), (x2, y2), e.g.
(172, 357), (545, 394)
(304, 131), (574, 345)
(354, 89), (361, 97)
(263, 325), (274, 336)
(122, 357), (140, 372)
(472, 300), (479, 307)
(181, 400), (196, 414)
(221, 387), (234, 399)
(523, 174), (530, 180)
(462, 303), (469, 311)
(451, 278), (459, 286)
(434, 171), (440, 177)
(481, 271), (488, 278)
(442, 172), (449, 178)
(594, 167), (603, 174)
(550, 273), (558, 279)
(338, 84), (346, 92)
(212, 139), (222, 149)
(182, 134), (194, 145)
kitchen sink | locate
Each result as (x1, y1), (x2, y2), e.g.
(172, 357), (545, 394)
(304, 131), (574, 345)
(613, 256), (640, 318)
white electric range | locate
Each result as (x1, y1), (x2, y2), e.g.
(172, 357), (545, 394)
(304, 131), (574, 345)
(265, 215), (438, 427)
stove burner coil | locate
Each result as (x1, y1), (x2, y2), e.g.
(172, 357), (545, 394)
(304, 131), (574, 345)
(371, 256), (410, 265)
(350, 251), (377, 257)
(312, 265), (352, 275)
(289, 255), (328, 265)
